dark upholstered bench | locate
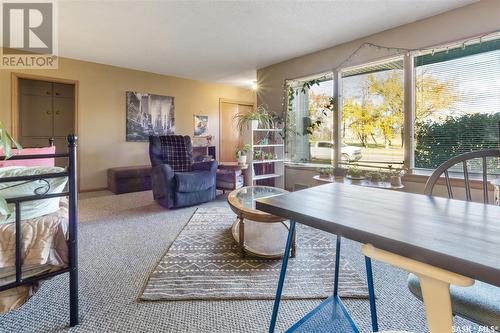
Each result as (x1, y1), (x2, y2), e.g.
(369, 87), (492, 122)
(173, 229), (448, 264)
(107, 165), (152, 194)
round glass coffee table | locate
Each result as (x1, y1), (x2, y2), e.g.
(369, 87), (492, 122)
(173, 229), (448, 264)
(227, 186), (296, 259)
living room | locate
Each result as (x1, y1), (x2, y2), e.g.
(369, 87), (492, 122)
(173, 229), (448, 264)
(0, 1), (499, 332)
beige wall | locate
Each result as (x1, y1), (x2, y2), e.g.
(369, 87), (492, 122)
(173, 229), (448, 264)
(0, 57), (255, 190)
(257, 0), (500, 112)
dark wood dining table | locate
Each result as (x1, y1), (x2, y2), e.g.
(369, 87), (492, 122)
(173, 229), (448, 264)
(256, 182), (500, 333)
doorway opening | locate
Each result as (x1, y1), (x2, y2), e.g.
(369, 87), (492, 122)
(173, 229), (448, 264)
(219, 99), (254, 162)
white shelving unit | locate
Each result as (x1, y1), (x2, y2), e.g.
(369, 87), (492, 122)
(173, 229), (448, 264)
(245, 124), (285, 188)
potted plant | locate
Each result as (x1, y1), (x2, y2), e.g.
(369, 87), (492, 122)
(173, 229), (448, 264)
(234, 105), (273, 132)
(368, 169), (384, 183)
(235, 144), (251, 165)
(0, 121), (22, 218)
(254, 150), (262, 160)
(346, 165), (365, 181)
(317, 167), (334, 179)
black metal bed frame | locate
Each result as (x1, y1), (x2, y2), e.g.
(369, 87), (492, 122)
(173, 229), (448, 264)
(0, 134), (78, 327)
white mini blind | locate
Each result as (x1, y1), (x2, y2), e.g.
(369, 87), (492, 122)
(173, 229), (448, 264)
(414, 39), (500, 171)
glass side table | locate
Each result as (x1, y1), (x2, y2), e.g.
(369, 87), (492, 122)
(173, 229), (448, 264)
(227, 186), (295, 258)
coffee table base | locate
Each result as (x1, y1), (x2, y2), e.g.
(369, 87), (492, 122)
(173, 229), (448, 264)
(231, 218), (296, 259)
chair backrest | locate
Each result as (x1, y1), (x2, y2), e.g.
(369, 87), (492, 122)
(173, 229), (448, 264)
(149, 135), (193, 172)
(424, 149), (500, 203)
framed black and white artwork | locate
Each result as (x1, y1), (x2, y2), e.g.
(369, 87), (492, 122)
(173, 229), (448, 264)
(126, 91), (175, 141)
(193, 115), (208, 137)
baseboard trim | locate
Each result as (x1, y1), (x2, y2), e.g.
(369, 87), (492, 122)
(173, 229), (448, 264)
(79, 187), (108, 193)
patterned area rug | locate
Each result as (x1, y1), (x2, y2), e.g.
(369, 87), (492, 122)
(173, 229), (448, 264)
(140, 207), (368, 301)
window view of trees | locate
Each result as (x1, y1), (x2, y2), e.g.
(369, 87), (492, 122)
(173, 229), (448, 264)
(415, 47), (500, 172)
(286, 79), (334, 164)
(341, 65), (404, 168)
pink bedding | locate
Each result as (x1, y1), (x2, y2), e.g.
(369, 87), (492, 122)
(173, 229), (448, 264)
(0, 146), (56, 167)
(0, 199), (68, 312)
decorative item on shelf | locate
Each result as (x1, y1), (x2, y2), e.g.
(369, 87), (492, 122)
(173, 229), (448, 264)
(193, 115), (208, 137)
(254, 150), (263, 160)
(235, 144), (251, 165)
(192, 136), (214, 147)
(234, 105), (274, 132)
(317, 167), (334, 179)
(346, 165), (365, 180)
(126, 91), (175, 141)
(265, 152), (273, 160)
(387, 165), (406, 188)
(258, 137), (269, 145)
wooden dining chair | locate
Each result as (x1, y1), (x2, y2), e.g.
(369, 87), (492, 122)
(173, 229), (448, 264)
(408, 149), (500, 328)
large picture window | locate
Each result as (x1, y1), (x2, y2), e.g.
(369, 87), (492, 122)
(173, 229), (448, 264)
(284, 35), (500, 175)
(341, 59), (404, 168)
(414, 39), (500, 172)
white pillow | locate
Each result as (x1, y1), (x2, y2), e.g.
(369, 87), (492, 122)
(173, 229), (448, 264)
(0, 166), (68, 224)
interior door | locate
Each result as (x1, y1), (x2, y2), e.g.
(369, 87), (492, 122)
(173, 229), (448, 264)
(53, 95), (75, 137)
(219, 102), (253, 162)
(19, 95), (53, 138)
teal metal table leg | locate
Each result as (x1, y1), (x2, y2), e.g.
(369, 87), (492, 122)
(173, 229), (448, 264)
(333, 236), (341, 296)
(365, 256), (379, 332)
(269, 220), (296, 333)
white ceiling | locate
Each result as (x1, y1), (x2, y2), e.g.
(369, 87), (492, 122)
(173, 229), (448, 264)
(58, 0), (476, 88)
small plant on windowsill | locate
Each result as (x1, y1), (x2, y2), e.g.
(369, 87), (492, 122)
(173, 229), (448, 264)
(0, 121), (22, 218)
(367, 169), (386, 183)
(317, 167), (334, 179)
(235, 144), (251, 165)
(346, 165), (365, 180)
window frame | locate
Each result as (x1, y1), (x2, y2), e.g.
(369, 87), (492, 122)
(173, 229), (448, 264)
(337, 56), (406, 169)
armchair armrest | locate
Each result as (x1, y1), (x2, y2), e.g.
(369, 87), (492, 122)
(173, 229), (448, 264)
(150, 164), (175, 207)
(192, 160), (218, 174)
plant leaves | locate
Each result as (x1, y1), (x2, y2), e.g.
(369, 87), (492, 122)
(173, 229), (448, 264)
(0, 196), (12, 219)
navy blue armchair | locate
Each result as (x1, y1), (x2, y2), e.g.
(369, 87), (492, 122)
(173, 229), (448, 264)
(149, 135), (217, 208)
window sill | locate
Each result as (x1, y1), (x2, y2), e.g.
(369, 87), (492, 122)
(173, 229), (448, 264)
(285, 162), (497, 190)
(284, 161), (332, 169)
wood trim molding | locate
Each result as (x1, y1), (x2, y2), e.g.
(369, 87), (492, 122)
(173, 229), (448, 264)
(219, 98), (254, 107)
(79, 187), (108, 193)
